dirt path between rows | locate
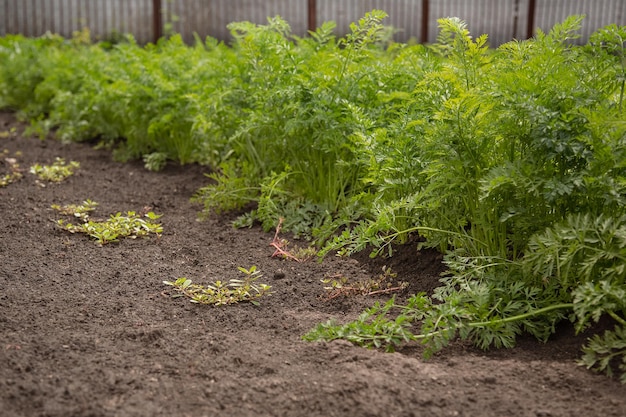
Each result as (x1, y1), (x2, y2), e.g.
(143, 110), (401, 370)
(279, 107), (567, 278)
(1, 112), (624, 417)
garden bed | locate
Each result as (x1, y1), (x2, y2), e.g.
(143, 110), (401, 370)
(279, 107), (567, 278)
(1, 113), (625, 416)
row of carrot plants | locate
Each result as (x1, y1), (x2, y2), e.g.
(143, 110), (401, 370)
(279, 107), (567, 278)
(1, 11), (624, 381)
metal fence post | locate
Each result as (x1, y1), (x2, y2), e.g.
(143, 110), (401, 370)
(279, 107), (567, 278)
(526, 0), (536, 39)
(153, 0), (163, 43)
(421, 0), (429, 44)
(308, 0), (317, 33)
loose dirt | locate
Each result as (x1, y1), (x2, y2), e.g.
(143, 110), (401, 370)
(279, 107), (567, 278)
(1, 112), (624, 417)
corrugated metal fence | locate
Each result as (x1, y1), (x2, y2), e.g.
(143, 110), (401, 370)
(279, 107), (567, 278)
(1, 0), (624, 46)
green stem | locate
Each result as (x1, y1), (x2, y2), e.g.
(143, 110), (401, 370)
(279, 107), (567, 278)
(619, 44), (626, 113)
(619, 75), (624, 113)
(608, 310), (626, 327)
(413, 302), (574, 341)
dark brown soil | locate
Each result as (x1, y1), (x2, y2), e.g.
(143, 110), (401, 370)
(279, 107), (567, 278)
(1, 112), (624, 417)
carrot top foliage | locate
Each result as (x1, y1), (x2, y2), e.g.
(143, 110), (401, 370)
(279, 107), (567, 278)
(1, 12), (625, 382)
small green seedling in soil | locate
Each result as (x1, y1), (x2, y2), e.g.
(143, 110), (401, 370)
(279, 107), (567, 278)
(0, 127), (17, 139)
(58, 211), (163, 245)
(163, 265), (272, 306)
(321, 266), (408, 300)
(51, 199), (99, 220)
(1, 153), (23, 187)
(54, 200), (163, 245)
(30, 157), (80, 182)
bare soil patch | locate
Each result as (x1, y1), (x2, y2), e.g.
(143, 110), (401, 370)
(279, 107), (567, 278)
(1, 112), (624, 417)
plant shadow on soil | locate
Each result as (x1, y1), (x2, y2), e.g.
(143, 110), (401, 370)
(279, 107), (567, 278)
(1, 112), (625, 417)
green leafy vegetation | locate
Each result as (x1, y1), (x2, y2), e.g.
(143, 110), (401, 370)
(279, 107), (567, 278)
(303, 295), (573, 354)
(1, 12), (625, 381)
(30, 157), (79, 182)
(51, 199), (98, 220)
(1, 151), (23, 186)
(143, 152), (168, 171)
(163, 266), (271, 306)
(53, 200), (163, 245)
(0, 127), (17, 138)
(304, 16), (626, 383)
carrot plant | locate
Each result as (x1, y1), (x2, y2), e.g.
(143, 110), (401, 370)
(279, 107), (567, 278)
(306, 16), (626, 383)
(195, 11), (404, 237)
(0, 34), (66, 116)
